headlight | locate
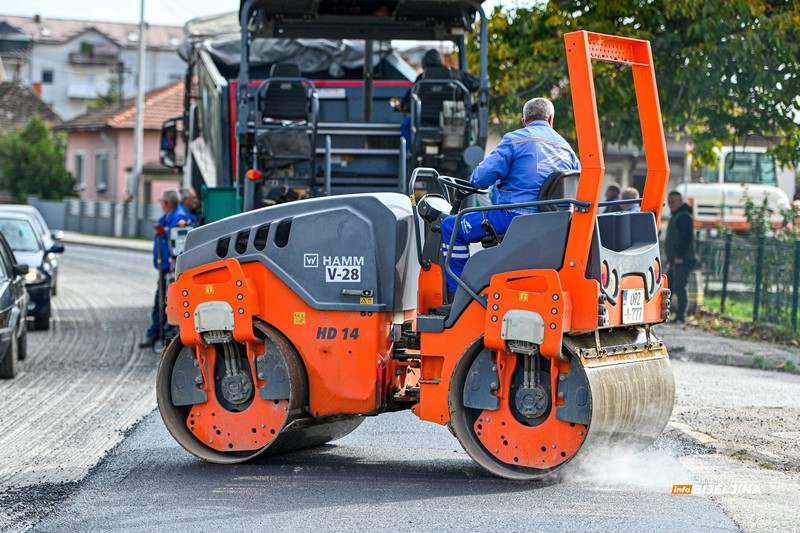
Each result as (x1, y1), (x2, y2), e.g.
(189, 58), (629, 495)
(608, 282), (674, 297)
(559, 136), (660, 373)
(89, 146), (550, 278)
(25, 268), (47, 284)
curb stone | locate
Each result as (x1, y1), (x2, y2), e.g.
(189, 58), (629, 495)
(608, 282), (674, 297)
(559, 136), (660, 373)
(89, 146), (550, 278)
(655, 322), (800, 373)
(60, 231), (151, 253)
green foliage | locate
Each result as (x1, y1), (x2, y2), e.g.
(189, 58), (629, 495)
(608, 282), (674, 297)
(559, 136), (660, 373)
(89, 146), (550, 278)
(472, 1), (800, 167)
(778, 360), (798, 374)
(702, 294), (800, 343)
(742, 186), (774, 239)
(0, 115), (76, 202)
(86, 78), (122, 112)
(704, 294), (752, 322)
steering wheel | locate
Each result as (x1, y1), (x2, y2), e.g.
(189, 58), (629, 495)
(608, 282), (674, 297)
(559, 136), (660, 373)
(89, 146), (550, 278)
(437, 175), (487, 195)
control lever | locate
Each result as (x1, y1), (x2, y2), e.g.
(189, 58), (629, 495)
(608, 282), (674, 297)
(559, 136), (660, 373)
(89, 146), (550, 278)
(481, 219), (499, 244)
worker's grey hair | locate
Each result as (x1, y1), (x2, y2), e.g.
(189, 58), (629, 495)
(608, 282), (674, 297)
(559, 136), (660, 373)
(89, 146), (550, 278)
(180, 187), (197, 201)
(621, 187), (640, 200)
(523, 97), (555, 124)
(160, 188), (180, 208)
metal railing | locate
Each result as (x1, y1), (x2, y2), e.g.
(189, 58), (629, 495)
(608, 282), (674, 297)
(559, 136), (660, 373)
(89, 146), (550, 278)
(697, 233), (800, 329)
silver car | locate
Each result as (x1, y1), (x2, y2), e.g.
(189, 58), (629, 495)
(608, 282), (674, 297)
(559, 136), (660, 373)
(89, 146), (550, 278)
(0, 205), (63, 296)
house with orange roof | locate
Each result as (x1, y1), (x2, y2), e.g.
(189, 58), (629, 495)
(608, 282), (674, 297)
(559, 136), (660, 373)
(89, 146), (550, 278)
(56, 81), (183, 206)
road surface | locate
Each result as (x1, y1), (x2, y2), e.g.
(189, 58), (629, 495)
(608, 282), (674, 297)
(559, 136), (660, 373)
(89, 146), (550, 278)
(1, 243), (798, 531)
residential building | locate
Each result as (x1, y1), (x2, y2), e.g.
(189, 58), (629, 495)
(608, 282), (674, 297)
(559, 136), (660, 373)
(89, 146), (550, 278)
(56, 81), (183, 206)
(0, 79), (61, 131)
(0, 14), (184, 120)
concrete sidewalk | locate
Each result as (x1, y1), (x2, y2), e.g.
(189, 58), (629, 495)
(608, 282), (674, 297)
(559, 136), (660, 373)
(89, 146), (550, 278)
(655, 320), (800, 372)
(61, 231), (151, 253)
(59, 231), (800, 372)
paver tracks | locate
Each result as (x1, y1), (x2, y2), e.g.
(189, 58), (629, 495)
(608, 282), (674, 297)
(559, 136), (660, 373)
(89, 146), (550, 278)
(0, 245), (158, 490)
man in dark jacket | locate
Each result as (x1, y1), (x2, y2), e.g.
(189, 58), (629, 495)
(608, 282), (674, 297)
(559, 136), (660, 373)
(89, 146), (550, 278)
(665, 191), (698, 323)
(603, 182), (622, 213)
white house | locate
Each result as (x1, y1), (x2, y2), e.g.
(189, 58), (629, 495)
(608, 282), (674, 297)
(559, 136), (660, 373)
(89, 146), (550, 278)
(0, 14), (185, 120)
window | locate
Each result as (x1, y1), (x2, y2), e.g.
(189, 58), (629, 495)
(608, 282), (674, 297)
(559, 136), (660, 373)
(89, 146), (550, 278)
(723, 152), (777, 186)
(0, 219), (40, 252)
(42, 69), (54, 84)
(74, 153), (86, 189)
(698, 152), (778, 186)
(0, 241), (9, 279)
(95, 153), (109, 192)
(0, 234), (17, 277)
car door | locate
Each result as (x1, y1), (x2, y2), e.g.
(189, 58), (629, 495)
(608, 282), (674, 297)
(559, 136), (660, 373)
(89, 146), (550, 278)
(0, 235), (27, 314)
(0, 237), (16, 358)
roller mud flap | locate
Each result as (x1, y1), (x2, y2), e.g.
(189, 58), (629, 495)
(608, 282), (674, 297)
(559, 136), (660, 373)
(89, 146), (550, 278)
(561, 326), (675, 456)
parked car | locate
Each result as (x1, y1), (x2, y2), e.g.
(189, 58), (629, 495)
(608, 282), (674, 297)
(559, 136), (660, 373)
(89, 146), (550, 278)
(0, 205), (63, 296)
(0, 213), (64, 330)
(0, 233), (29, 378)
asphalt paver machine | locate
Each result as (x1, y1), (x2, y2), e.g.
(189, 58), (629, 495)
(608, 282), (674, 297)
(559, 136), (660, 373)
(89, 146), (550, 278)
(157, 31), (675, 479)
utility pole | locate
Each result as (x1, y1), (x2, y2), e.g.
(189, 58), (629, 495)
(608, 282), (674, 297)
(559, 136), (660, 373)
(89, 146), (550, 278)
(111, 61), (128, 104)
(129, 0), (147, 237)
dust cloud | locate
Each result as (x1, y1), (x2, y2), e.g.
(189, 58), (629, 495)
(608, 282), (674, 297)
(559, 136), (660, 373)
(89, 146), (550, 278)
(563, 440), (696, 491)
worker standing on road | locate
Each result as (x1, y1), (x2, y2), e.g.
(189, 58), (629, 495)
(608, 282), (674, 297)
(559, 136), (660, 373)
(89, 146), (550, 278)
(665, 190), (697, 324)
(621, 186), (641, 212)
(140, 189), (193, 349)
(603, 182), (622, 212)
(439, 97), (580, 296)
(180, 187), (201, 226)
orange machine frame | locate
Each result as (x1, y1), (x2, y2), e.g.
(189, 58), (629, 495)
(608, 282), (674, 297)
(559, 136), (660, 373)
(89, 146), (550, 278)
(561, 30), (670, 332)
(164, 31), (672, 442)
(415, 31), (671, 426)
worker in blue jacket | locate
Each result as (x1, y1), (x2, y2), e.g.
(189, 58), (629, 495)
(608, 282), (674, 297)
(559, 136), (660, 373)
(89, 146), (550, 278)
(440, 97), (581, 295)
(140, 188), (194, 349)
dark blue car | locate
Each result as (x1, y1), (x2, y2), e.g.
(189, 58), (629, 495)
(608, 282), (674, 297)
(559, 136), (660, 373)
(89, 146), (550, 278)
(0, 214), (64, 330)
(0, 232), (29, 378)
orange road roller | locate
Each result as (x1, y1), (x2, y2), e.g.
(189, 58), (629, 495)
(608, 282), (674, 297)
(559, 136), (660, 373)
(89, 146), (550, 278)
(157, 31), (676, 479)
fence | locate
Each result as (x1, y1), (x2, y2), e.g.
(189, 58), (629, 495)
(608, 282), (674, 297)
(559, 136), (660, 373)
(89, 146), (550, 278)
(697, 233), (800, 330)
(27, 197), (162, 240)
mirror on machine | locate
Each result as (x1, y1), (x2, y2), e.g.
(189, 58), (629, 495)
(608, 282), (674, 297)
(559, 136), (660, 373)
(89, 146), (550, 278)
(416, 195), (452, 223)
(159, 116), (182, 169)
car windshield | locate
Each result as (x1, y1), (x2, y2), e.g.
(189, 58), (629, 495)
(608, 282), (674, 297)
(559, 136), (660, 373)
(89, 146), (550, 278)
(723, 152), (777, 186)
(0, 207), (47, 236)
(699, 152), (778, 186)
(0, 219), (40, 252)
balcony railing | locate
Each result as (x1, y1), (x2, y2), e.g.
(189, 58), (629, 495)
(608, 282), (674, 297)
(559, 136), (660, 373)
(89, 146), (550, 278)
(68, 52), (117, 65)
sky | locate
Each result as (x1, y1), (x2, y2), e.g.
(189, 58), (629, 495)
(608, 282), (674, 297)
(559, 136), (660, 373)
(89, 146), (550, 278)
(0, 0), (531, 26)
(0, 0), (233, 26)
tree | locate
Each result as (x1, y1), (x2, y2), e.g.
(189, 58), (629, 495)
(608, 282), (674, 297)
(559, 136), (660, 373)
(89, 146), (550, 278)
(86, 77), (122, 112)
(0, 115), (76, 202)
(472, 0), (800, 167)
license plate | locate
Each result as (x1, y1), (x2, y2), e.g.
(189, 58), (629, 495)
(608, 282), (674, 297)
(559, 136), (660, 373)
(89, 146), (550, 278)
(622, 288), (645, 324)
